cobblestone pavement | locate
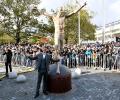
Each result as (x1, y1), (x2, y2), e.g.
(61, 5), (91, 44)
(0, 67), (120, 100)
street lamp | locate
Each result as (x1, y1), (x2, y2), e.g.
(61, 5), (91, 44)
(75, 0), (81, 45)
(102, 0), (105, 44)
(76, 0), (85, 45)
(78, 11), (81, 45)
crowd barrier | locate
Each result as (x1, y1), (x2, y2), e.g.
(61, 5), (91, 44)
(0, 52), (120, 70)
(0, 52), (35, 67)
(61, 53), (120, 70)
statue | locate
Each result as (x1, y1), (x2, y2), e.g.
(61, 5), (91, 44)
(52, 48), (60, 74)
(32, 2), (86, 50)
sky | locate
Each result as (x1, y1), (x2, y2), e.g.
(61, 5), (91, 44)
(38, 0), (120, 26)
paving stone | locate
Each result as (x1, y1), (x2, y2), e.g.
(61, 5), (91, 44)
(0, 68), (120, 100)
(10, 97), (16, 100)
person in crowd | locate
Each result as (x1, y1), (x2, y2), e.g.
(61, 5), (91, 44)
(72, 49), (77, 67)
(85, 46), (92, 68)
(92, 50), (97, 68)
(3, 47), (12, 77)
(67, 49), (73, 68)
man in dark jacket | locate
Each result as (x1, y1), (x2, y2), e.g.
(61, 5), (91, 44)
(3, 48), (12, 77)
(28, 47), (59, 98)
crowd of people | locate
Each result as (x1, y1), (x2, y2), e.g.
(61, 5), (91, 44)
(0, 42), (120, 71)
(0, 42), (120, 98)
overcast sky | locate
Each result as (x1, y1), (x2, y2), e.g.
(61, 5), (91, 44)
(39, 0), (120, 26)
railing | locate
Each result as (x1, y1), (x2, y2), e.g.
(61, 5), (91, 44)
(0, 52), (35, 67)
(0, 52), (120, 71)
(61, 53), (120, 70)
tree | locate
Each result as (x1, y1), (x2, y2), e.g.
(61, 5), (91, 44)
(37, 18), (54, 34)
(80, 10), (96, 40)
(0, 0), (40, 44)
(64, 15), (78, 44)
(64, 2), (96, 44)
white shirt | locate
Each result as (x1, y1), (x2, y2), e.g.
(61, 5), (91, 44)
(43, 53), (46, 59)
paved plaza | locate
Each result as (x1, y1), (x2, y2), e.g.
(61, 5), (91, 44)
(0, 67), (120, 100)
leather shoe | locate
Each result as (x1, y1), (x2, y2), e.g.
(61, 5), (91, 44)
(6, 74), (8, 77)
(43, 91), (48, 95)
(34, 93), (39, 98)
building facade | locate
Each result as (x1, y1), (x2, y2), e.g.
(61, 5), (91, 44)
(95, 20), (120, 43)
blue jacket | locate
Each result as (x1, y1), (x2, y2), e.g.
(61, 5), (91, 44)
(85, 50), (92, 56)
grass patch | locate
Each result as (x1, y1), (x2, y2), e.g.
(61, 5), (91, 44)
(18, 67), (34, 74)
(0, 63), (4, 67)
(0, 73), (5, 79)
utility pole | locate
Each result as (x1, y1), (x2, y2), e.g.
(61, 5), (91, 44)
(102, 0), (105, 44)
(78, 11), (81, 45)
(76, 0), (81, 45)
(77, 0), (86, 45)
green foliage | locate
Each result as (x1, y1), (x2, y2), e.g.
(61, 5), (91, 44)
(37, 18), (54, 34)
(28, 37), (38, 43)
(80, 10), (96, 40)
(0, 0), (40, 44)
(64, 2), (96, 44)
(49, 38), (54, 45)
(0, 33), (15, 44)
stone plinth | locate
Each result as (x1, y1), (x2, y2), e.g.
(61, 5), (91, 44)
(48, 64), (72, 93)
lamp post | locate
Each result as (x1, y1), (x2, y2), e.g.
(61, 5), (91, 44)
(78, 11), (81, 45)
(102, 0), (106, 71)
(76, 0), (81, 45)
(67, 0), (81, 45)
(77, 0), (86, 45)
(102, 0), (105, 44)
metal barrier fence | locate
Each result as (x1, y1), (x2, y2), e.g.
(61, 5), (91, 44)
(0, 52), (35, 67)
(0, 51), (120, 70)
(61, 53), (120, 70)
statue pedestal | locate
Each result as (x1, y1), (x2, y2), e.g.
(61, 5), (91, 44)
(48, 64), (72, 93)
